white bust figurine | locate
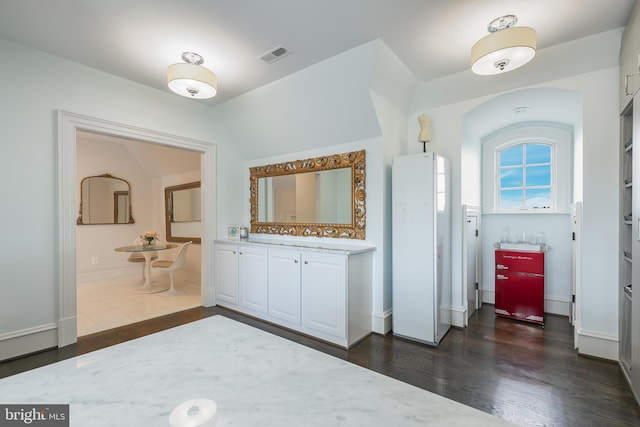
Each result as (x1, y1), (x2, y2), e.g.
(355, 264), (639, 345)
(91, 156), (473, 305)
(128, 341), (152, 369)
(418, 114), (431, 142)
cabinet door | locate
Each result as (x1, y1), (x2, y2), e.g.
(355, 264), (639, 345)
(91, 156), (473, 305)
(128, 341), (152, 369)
(621, 5), (640, 111)
(268, 249), (302, 325)
(302, 253), (346, 338)
(239, 246), (268, 313)
(215, 244), (238, 305)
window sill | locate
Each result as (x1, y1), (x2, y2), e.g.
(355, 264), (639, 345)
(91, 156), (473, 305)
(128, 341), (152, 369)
(482, 210), (570, 215)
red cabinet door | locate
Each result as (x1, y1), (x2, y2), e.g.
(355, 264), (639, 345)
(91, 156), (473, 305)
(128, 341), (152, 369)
(495, 250), (544, 275)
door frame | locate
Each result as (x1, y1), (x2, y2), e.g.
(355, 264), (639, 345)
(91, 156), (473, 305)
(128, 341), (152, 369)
(462, 204), (481, 326)
(57, 111), (216, 347)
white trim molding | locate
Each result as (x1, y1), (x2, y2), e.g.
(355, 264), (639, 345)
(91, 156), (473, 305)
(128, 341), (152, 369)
(57, 110), (217, 347)
(372, 309), (392, 335)
(574, 321), (618, 361)
(450, 305), (466, 328)
(0, 323), (58, 361)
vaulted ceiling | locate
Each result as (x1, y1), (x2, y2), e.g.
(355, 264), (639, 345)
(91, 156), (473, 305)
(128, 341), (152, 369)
(0, 0), (634, 106)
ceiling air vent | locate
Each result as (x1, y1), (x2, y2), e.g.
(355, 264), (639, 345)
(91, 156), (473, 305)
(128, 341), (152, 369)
(258, 45), (292, 64)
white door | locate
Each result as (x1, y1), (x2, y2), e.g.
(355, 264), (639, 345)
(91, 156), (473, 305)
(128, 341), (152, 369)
(268, 249), (302, 325)
(215, 244), (239, 305)
(238, 246), (268, 313)
(463, 205), (481, 323)
(302, 253), (346, 339)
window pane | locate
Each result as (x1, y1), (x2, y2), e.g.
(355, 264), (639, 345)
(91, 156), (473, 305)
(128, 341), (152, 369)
(500, 167), (522, 187)
(526, 144), (551, 164)
(500, 190), (522, 209)
(526, 165), (551, 186)
(526, 188), (551, 209)
(500, 146), (522, 166)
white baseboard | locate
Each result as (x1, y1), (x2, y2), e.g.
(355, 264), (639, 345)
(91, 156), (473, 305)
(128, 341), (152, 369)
(78, 268), (202, 284)
(371, 309), (392, 335)
(0, 323), (58, 361)
(450, 305), (466, 328)
(58, 316), (77, 347)
(574, 321), (618, 361)
(77, 266), (140, 283)
(203, 285), (215, 307)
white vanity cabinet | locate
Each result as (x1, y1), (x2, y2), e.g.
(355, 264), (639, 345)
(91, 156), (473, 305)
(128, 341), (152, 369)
(214, 239), (374, 348)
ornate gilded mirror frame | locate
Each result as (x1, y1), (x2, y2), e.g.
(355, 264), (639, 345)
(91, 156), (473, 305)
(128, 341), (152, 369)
(250, 149), (366, 239)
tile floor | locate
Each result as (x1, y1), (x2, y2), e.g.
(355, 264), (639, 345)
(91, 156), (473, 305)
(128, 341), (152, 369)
(76, 272), (201, 336)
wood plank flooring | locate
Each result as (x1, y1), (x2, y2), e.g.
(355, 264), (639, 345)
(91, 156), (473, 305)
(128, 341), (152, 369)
(2, 305), (639, 426)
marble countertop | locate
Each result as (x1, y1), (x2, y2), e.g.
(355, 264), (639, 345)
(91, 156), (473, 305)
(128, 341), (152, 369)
(215, 238), (376, 255)
(0, 316), (513, 426)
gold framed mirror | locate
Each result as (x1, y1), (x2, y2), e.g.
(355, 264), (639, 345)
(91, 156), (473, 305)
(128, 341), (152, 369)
(77, 173), (134, 225)
(250, 149), (366, 239)
(164, 181), (202, 244)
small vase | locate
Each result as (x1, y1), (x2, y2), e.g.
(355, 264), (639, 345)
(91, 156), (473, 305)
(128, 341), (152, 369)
(143, 238), (154, 247)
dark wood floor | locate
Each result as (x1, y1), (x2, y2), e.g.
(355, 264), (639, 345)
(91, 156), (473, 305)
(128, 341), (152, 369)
(2, 305), (640, 426)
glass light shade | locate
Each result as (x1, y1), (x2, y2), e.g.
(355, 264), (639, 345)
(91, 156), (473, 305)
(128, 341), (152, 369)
(167, 62), (217, 99)
(471, 26), (536, 75)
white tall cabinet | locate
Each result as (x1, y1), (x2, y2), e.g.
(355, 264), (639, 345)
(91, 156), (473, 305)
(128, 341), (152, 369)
(214, 239), (374, 348)
(392, 152), (451, 345)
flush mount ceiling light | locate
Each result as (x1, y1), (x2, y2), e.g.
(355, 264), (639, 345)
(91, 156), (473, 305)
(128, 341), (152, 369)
(167, 52), (217, 99)
(471, 15), (536, 75)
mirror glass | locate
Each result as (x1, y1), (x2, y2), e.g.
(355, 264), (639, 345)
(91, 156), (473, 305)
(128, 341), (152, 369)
(78, 174), (134, 225)
(250, 150), (366, 239)
(165, 181), (202, 244)
(258, 169), (352, 224)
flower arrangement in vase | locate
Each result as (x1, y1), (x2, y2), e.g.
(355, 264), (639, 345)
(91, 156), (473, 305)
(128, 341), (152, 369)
(140, 231), (160, 247)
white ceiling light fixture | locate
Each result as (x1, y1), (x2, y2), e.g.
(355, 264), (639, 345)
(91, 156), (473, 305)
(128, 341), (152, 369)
(167, 52), (217, 99)
(471, 15), (536, 75)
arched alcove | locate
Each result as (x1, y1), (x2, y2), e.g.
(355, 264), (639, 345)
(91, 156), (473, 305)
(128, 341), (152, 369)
(460, 87), (582, 324)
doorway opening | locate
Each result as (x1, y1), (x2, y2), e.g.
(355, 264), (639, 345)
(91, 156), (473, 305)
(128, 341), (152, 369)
(58, 111), (216, 347)
(75, 131), (204, 336)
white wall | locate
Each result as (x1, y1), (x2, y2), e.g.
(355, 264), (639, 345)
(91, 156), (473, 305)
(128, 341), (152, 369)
(232, 40), (417, 334)
(0, 37), (245, 359)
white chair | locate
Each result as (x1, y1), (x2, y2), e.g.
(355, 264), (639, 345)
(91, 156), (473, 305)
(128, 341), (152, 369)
(151, 241), (192, 296)
(128, 238), (158, 284)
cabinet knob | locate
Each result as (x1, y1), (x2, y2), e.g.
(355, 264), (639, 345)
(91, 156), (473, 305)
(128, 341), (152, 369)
(304, 261), (308, 264)
(239, 252), (243, 255)
(233, 251), (237, 254)
(294, 259), (298, 263)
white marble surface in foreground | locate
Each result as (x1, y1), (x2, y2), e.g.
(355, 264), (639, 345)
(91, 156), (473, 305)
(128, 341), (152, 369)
(0, 316), (514, 426)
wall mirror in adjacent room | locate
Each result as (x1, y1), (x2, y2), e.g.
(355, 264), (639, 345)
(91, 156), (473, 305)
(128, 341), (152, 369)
(164, 181), (202, 244)
(77, 173), (134, 225)
(250, 149), (366, 239)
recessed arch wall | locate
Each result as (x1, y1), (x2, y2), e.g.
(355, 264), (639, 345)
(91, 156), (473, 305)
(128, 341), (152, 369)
(460, 87), (582, 330)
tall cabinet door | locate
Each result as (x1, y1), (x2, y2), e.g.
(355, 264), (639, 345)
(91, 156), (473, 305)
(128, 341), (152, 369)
(631, 95), (640, 390)
(268, 249), (302, 325)
(302, 253), (346, 339)
(238, 246), (268, 313)
(215, 244), (239, 305)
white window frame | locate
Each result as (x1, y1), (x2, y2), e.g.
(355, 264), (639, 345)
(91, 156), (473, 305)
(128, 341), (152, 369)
(482, 122), (572, 214)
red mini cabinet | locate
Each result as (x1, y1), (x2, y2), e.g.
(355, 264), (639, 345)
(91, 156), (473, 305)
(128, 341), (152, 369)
(495, 250), (545, 325)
